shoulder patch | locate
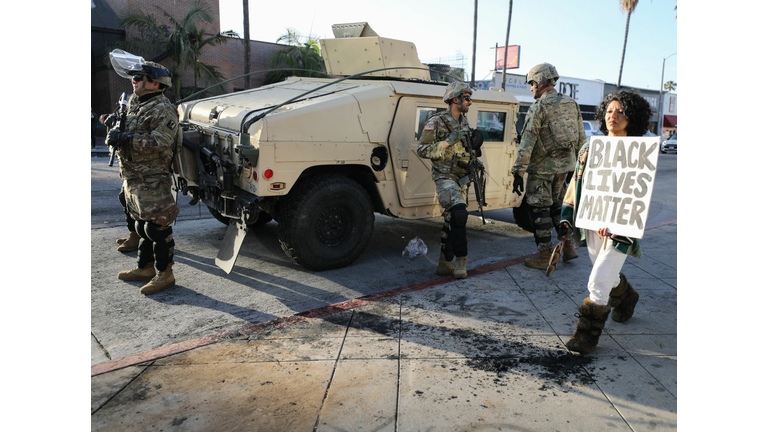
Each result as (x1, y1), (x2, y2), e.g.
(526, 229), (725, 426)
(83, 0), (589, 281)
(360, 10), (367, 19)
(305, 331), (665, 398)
(424, 124), (435, 131)
(166, 119), (177, 130)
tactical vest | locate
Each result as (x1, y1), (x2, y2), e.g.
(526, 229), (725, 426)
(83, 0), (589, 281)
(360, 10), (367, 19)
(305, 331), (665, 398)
(545, 93), (581, 152)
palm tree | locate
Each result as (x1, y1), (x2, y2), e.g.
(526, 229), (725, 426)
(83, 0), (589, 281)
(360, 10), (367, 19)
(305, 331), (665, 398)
(664, 81), (677, 92)
(617, 0), (639, 89)
(116, 0), (238, 101)
(265, 28), (327, 84)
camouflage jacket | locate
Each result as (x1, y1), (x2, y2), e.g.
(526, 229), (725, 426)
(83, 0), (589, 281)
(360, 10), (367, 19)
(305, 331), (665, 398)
(416, 110), (474, 181)
(116, 92), (181, 225)
(117, 92), (180, 182)
(512, 89), (585, 175)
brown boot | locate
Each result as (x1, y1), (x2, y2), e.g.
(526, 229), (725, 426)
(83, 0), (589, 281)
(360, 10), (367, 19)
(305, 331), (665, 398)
(140, 265), (175, 295)
(608, 273), (640, 323)
(565, 298), (612, 354)
(563, 238), (579, 261)
(116, 232), (140, 252)
(524, 248), (553, 270)
(436, 252), (455, 276)
(453, 256), (468, 279)
(118, 261), (155, 281)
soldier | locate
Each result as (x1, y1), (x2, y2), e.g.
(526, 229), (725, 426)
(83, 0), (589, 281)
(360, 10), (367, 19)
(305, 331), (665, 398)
(511, 63), (586, 269)
(106, 61), (181, 295)
(417, 81), (482, 279)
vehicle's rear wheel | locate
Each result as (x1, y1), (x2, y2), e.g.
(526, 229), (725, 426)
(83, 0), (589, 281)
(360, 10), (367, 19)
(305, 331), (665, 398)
(278, 175), (374, 271)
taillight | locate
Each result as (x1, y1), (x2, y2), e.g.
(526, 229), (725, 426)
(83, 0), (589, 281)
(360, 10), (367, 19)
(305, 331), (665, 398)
(263, 169), (274, 179)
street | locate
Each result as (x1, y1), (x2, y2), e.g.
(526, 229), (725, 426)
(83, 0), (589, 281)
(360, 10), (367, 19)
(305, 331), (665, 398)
(91, 153), (676, 365)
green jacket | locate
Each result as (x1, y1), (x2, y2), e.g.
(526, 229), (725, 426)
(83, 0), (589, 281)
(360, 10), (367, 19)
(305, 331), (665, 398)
(561, 142), (642, 258)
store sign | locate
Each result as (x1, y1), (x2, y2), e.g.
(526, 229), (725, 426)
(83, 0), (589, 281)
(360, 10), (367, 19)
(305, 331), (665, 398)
(575, 136), (660, 239)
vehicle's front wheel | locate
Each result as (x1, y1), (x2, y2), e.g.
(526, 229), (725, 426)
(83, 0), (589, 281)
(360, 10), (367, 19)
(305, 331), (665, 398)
(278, 175), (374, 271)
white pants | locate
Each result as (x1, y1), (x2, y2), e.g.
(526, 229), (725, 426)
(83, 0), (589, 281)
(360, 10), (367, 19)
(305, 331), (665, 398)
(585, 230), (628, 306)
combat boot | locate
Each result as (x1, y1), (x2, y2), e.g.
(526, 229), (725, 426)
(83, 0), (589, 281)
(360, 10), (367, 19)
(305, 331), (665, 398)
(118, 261), (155, 281)
(454, 256), (468, 279)
(563, 238), (579, 261)
(436, 252), (455, 276)
(140, 264), (175, 295)
(116, 232), (140, 252)
(524, 248), (553, 270)
(565, 298), (612, 354)
(608, 273), (640, 323)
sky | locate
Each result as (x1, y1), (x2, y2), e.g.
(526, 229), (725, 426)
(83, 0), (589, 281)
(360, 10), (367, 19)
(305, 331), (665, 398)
(219, 0), (678, 90)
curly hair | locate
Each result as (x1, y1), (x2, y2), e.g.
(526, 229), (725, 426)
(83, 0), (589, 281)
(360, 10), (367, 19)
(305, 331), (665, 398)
(595, 90), (652, 136)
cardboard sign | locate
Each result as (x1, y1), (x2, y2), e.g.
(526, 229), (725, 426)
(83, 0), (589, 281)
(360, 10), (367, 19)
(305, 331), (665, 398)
(575, 136), (660, 239)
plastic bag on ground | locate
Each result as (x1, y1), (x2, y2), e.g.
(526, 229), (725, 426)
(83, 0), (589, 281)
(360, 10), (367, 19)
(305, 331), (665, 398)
(402, 236), (428, 261)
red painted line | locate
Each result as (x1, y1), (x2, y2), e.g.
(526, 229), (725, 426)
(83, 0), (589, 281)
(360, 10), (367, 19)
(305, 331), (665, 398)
(91, 219), (677, 377)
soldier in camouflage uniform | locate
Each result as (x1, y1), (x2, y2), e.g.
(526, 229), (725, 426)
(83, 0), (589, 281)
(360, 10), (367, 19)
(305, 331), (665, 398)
(106, 61), (181, 295)
(417, 82), (482, 279)
(511, 63), (586, 269)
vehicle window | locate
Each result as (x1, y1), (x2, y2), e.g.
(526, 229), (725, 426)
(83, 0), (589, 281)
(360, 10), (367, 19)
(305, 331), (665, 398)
(583, 121), (592, 131)
(670, 133), (676, 140)
(476, 111), (507, 142)
(415, 107), (446, 141)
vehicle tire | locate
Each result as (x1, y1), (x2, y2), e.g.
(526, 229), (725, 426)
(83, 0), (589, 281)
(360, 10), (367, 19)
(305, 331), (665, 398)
(278, 175), (374, 271)
(512, 197), (535, 233)
(207, 206), (273, 227)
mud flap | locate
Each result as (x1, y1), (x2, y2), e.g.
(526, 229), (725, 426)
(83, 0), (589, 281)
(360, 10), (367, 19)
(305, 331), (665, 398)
(215, 220), (248, 274)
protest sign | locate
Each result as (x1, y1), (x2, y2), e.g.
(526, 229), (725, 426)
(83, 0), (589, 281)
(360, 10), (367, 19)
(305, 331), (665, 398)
(575, 136), (660, 239)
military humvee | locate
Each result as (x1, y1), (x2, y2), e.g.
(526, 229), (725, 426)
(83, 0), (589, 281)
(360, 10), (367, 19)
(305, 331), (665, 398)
(172, 22), (525, 273)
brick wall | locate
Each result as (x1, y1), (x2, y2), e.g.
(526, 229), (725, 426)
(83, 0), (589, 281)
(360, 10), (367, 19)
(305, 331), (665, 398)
(92, 0), (286, 115)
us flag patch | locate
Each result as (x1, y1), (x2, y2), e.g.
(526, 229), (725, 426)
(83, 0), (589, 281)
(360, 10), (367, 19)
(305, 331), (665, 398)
(424, 124), (434, 130)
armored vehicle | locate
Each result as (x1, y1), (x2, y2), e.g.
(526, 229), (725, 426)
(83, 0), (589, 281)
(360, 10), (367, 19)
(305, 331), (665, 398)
(172, 23), (525, 272)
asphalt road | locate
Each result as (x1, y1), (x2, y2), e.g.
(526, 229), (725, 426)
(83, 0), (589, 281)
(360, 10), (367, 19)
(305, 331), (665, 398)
(90, 153), (676, 365)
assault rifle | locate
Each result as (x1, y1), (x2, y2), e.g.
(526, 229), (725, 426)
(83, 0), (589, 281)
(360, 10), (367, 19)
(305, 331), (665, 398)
(458, 128), (487, 224)
(108, 92), (130, 167)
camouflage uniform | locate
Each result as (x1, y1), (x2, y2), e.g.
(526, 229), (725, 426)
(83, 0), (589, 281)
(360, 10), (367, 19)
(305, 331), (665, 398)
(512, 88), (585, 252)
(116, 91), (181, 273)
(417, 110), (474, 262)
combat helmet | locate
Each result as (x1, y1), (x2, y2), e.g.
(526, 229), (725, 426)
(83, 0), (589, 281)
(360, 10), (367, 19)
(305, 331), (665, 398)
(442, 81), (473, 103)
(127, 61), (173, 88)
(526, 63), (559, 85)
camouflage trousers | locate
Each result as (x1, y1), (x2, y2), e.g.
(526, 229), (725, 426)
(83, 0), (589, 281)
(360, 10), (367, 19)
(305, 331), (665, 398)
(525, 172), (570, 251)
(124, 175), (180, 227)
(435, 178), (469, 260)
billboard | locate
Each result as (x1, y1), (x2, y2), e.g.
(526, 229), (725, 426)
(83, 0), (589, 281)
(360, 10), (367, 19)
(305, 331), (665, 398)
(495, 45), (520, 70)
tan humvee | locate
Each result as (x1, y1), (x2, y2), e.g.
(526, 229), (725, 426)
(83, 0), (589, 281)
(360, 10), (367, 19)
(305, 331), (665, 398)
(173, 22), (524, 272)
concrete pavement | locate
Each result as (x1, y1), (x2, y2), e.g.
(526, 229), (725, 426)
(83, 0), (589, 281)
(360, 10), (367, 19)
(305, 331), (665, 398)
(91, 220), (677, 431)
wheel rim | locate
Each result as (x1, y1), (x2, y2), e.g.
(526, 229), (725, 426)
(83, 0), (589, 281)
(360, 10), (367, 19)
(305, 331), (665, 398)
(315, 204), (352, 247)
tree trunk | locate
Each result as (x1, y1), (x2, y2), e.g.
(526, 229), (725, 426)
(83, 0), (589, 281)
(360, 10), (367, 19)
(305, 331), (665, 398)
(243, 0), (251, 89)
(617, 11), (631, 88)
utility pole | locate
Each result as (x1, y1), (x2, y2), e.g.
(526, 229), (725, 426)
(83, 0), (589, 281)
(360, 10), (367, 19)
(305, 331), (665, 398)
(501, 0), (513, 90)
(243, 0), (251, 90)
(471, 0), (478, 86)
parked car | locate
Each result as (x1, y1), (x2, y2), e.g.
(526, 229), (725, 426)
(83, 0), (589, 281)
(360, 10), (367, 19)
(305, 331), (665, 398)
(583, 121), (599, 137)
(661, 132), (677, 153)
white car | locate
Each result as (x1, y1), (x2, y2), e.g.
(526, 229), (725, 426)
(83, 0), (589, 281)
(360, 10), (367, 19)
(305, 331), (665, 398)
(661, 133), (677, 153)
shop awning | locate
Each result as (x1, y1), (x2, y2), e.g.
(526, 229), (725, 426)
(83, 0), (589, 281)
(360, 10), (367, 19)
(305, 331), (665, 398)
(663, 115), (677, 127)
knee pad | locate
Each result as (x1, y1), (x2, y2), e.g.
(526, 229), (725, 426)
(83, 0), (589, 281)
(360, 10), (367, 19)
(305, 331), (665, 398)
(532, 207), (553, 230)
(450, 204), (469, 229)
(145, 222), (173, 244)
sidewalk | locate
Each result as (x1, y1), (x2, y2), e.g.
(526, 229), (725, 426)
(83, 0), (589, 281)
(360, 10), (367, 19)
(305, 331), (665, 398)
(91, 222), (677, 431)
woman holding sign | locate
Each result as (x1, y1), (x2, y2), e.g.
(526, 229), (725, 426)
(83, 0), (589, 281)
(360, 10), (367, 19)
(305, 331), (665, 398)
(558, 90), (652, 354)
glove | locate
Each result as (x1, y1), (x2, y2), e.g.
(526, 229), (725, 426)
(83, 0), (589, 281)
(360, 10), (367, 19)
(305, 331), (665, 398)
(512, 173), (524, 196)
(557, 220), (571, 239)
(101, 114), (118, 128)
(445, 130), (462, 146)
(106, 129), (133, 148)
